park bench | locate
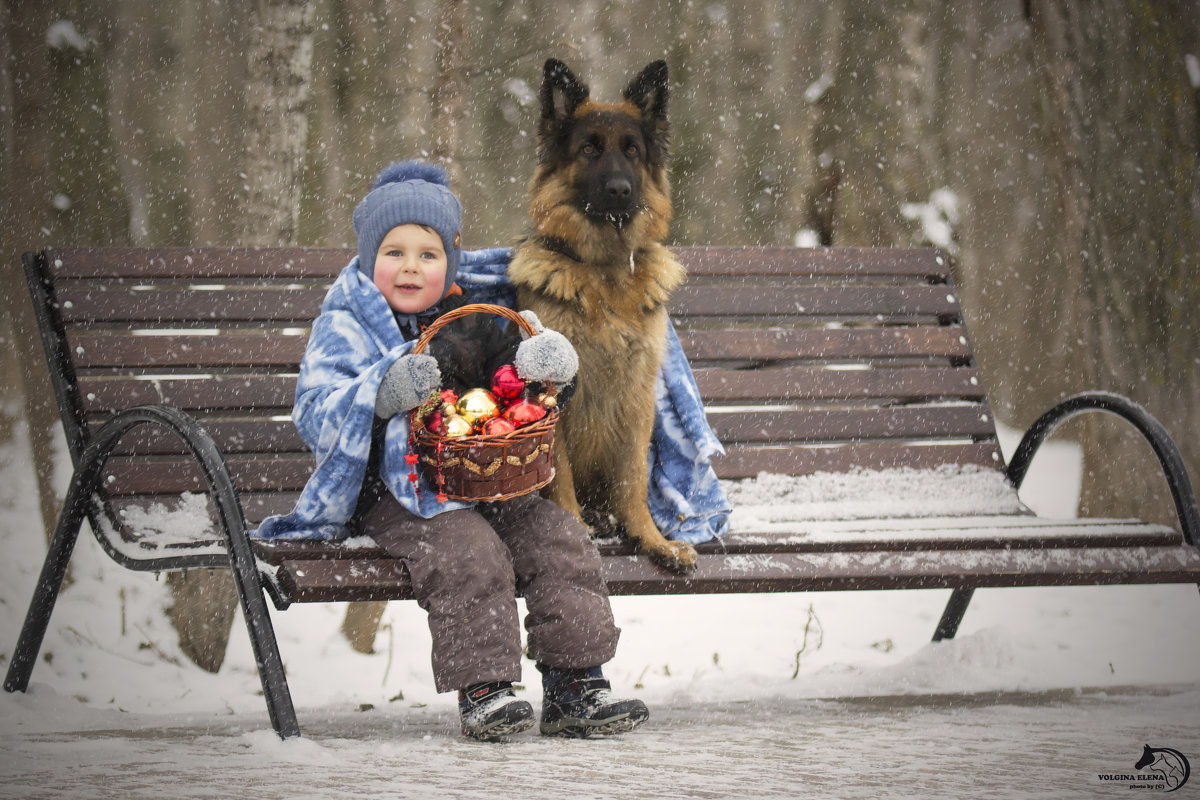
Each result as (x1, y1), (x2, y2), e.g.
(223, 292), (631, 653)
(5, 245), (1199, 740)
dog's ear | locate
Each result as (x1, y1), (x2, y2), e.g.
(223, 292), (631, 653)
(624, 60), (670, 165)
(623, 60), (668, 123)
(541, 58), (590, 122)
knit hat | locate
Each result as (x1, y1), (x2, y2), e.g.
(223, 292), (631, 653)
(353, 160), (462, 297)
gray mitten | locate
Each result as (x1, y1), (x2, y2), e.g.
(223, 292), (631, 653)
(514, 328), (579, 385)
(375, 353), (441, 418)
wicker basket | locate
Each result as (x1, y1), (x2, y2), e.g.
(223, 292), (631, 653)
(409, 303), (558, 502)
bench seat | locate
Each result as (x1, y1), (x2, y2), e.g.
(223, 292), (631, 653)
(256, 519), (1200, 605)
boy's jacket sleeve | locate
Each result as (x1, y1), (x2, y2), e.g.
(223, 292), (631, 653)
(255, 263), (470, 542)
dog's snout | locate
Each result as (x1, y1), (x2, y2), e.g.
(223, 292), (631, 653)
(607, 178), (632, 200)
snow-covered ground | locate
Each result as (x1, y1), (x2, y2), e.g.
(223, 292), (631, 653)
(1, 421), (1198, 799)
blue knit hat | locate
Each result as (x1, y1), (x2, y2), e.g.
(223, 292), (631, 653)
(353, 160), (462, 296)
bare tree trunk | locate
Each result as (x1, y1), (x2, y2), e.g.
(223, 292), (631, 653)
(168, 0), (316, 675)
(815, 0), (937, 246)
(242, 0), (317, 246)
(181, 1), (248, 245)
(430, 0), (471, 186)
(1028, 0), (1200, 526)
(0, 0), (61, 545)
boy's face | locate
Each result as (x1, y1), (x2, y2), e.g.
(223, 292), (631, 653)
(372, 224), (448, 314)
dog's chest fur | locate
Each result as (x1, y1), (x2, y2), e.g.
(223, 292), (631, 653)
(510, 241), (684, 469)
(509, 241), (682, 352)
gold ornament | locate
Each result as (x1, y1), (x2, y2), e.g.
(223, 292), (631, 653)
(456, 388), (500, 426)
(442, 414), (474, 438)
(537, 392), (557, 409)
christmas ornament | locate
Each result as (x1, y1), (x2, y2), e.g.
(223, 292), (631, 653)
(491, 364), (526, 399)
(481, 416), (517, 436)
(442, 414), (474, 437)
(456, 388), (500, 426)
(439, 389), (459, 417)
(537, 391), (557, 409)
(504, 398), (547, 427)
(424, 409), (444, 434)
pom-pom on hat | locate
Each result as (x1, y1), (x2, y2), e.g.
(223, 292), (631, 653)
(353, 160), (462, 296)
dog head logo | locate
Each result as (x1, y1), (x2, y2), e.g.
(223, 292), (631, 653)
(1134, 745), (1191, 792)
(531, 59), (672, 241)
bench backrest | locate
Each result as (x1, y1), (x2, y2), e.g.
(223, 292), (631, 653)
(27, 246), (1003, 534)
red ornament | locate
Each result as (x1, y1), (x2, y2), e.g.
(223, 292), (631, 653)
(481, 416), (517, 436)
(491, 364), (526, 400)
(423, 410), (444, 434)
(440, 388), (459, 406)
(503, 398), (547, 427)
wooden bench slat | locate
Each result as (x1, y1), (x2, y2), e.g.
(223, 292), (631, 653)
(251, 521), (1182, 564)
(101, 454), (316, 494)
(57, 285), (329, 324)
(110, 493), (301, 529)
(676, 326), (975, 363)
(78, 366), (988, 415)
(692, 366), (986, 403)
(58, 283), (963, 325)
(68, 324), (975, 369)
(93, 405), (995, 457)
(709, 405), (996, 443)
(670, 285), (962, 319)
(45, 245), (951, 281)
(270, 544), (1200, 603)
(713, 442), (1005, 478)
(68, 331), (309, 369)
(95, 416), (304, 456)
(80, 373), (298, 413)
(46, 246), (350, 279)
(673, 246), (952, 280)
(599, 545), (1200, 595)
(96, 440), (1006, 494)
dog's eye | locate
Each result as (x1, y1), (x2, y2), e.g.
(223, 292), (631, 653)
(625, 144), (639, 158)
(581, 143), (597, 156)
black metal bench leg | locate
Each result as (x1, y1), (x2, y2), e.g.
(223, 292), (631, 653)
(932, 587), (975, 641)
(167, 407), (301, 740)
(220, 515), (301, 739)
(4, 464), (94, 692)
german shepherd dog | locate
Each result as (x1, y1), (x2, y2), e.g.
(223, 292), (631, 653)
(508, 59), (698, 573)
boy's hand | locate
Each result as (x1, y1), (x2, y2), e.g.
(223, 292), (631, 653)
(517, 309), (545, 335)
(515, 328), (578, 385)
(376, 354), (442, 418)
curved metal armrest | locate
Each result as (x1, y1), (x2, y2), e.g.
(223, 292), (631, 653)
(74, 404), (247, 572)
(20, 403), (299, 737)
(1006, 391), (1199, 546)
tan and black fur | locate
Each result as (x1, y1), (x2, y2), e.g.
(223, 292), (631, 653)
(508, 59), (697, 573)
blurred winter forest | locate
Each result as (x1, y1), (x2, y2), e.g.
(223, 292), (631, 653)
(1, 1), (1198, 664)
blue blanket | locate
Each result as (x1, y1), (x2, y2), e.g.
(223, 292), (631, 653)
(255, 249), (730, 544)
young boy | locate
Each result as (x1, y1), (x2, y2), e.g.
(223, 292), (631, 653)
(259, 161), (648, 741)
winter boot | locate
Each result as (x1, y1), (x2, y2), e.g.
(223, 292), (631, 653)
(538, 667), (649, 738)
(458, 681), (535, 741)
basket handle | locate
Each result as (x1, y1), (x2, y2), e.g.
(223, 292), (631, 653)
(411, 303), (557, 396)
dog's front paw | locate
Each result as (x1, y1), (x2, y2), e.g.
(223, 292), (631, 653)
(646, 540), (699, 574)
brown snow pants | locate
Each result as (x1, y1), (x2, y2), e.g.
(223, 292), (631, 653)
(362, 492), (620, 693)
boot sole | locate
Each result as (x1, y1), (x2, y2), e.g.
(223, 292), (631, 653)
(462, 703), (536, 741)
(540, 706), (649, 738)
